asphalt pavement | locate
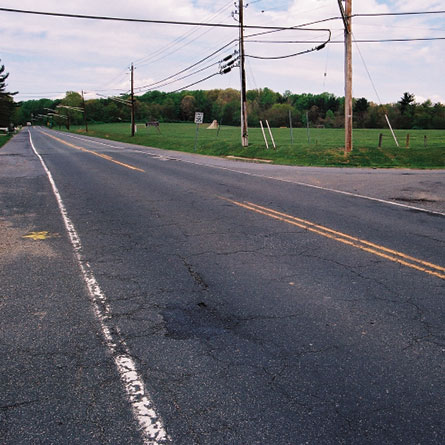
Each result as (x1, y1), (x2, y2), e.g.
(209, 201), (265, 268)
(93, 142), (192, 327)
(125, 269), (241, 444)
(1, 128), (444, 444)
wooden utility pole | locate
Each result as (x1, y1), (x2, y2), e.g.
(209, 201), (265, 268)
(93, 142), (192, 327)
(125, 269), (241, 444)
(338, 0), (353, 153)
(81, 90), (88, 133)
(130, 63), (135, 137)
(239, 0), (248, 147)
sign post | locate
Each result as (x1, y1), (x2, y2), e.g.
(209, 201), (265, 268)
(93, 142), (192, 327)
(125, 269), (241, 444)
(194, 112), (204, 152)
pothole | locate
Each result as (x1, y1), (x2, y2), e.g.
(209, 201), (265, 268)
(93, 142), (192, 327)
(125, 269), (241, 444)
(161, 304), (229, 340)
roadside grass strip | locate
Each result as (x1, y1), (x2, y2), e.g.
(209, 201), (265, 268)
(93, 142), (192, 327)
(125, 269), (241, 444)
(223, 198), (445, 280)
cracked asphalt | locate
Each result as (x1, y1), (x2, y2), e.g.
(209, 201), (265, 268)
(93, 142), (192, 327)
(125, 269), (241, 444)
(1, 128), (444, 444)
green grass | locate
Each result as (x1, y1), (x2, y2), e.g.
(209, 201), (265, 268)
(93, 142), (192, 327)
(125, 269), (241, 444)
(65, 122), (445, 168)
(0, 134), (12, 149)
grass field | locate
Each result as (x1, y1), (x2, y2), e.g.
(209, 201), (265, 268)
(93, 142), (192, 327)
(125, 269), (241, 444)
(66, 122), (445, 168)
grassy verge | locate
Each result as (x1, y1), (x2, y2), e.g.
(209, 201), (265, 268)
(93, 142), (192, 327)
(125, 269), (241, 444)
(65, 122), (444, 168)
(0, 134), (12, 149)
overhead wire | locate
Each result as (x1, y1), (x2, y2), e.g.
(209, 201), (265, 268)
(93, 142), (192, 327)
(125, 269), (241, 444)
(352, 33), (383, 105)
(90, 68), (130, 94)
(168, 72), (222, 94)
(134, 1), (234, 68)
(0, 7), (335, 31)
(245, 44), (327, 59)
(245, 29), (331, 59)
(135, 60), (224, 93)
(352, 11), (445, 18)
(244, 37), (445, 43)
(131, 39), (238, 92)
(132, 24), (335, 93)
(8, 5), (444, 98)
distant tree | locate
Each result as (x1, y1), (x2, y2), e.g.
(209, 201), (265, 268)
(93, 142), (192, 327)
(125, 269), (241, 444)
(308, 105), (321, 125)
(432, 103), (445, 129)
(398, 92), (415, 115)
(366, 104), (387, 128)
(264, 103), (294, 127)
(221, 101), (240, 126)
(353, 97), (369, 128)
(0, 59), (18, 128)
(324, 109), (335, 128)
(58, 91), (84, 128)
(217, 88), (240, 105)
(259, 87), (279, 110)
(85, 99), (106, 123)
(413, 100), (435, 129)
(246, 89), (259, 102)
(161, 98), (177, 121)
(12, 86), (445, 130)
(354, 97), (369, 114)
(103, 102), (121, 122)
(216, 89), (240, 125)
(180, 95), (196, 121)
(282, 90), (292, 102)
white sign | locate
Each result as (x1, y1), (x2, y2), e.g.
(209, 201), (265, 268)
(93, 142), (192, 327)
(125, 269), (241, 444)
(194, 112), (204, 124)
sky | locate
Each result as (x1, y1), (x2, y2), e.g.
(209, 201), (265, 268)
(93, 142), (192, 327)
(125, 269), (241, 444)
(0, 0), (444, 104)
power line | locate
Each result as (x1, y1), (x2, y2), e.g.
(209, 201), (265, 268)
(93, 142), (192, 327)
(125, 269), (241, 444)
(245, 42), (328, 59)
(352, 33), (383, 105)
(136, 21), (229, 69)
(242, 17), (340, 41)
(168, 72), (221, 94)
(0, 7), (328, 31)
(352, 10), (445, 18)
(123, 18), (336, 94)
(245, 29), (331, 60)
(135, 61), (223, 93)
(351, 37), (445, 42)
(133, 1), (234, 68)
(90, 68), (130, 94)
(245, 37), (445, 43)
(132, 40), (238, 92)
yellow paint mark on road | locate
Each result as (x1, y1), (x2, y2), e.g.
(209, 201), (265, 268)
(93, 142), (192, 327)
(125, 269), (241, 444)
(23, 231), (59, 240)
(222, 197), (445, 280)
(40, 131), (145, 173)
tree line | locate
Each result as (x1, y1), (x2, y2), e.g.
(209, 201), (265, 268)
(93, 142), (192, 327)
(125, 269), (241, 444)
(1, 58), (444, 130)
(0, 59), (17, 129)
(11, 88), (445, 131)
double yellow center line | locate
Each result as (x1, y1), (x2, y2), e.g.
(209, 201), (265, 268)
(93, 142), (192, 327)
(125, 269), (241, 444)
(223, 198), (445, 280)
(38, 131), (443, 280)
(41, 132), (145, 173)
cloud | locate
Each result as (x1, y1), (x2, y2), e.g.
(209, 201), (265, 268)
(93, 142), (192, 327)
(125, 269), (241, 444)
(0, 0), (443, 103)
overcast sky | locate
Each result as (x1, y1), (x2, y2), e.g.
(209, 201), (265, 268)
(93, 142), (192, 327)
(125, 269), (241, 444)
(1, 0), (444, 104)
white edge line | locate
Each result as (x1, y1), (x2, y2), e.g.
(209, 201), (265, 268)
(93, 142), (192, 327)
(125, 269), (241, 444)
(155, 155), (445, 217)
(28, 129), (170, 445)
(48, 128), (444, 217)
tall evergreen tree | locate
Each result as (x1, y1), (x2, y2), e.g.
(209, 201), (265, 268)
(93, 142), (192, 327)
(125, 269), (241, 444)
(398, 92), (415, 115)
(0, 59), (18, 128)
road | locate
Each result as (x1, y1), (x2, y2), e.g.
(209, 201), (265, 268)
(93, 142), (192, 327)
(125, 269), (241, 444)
(1, 128), (444, 444)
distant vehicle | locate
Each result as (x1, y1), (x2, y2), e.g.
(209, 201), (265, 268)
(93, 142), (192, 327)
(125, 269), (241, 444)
(26, 122), (32, 126)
